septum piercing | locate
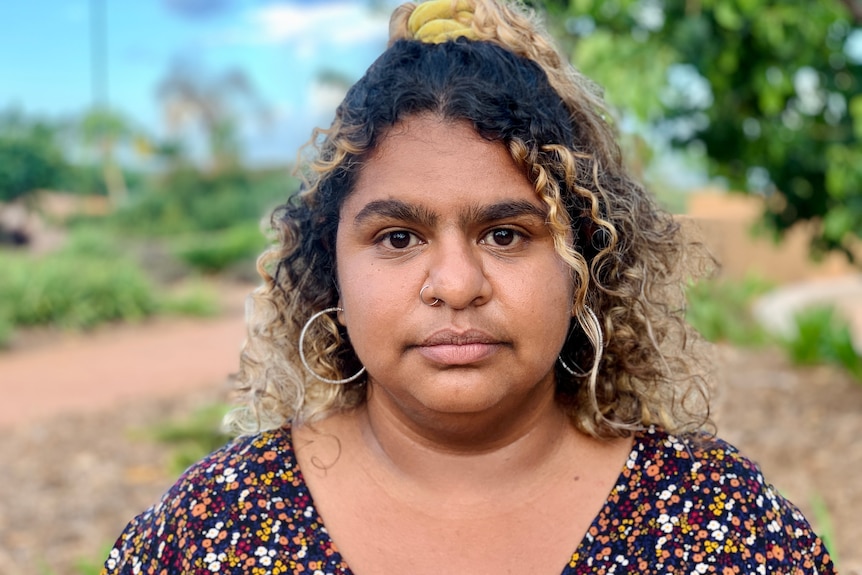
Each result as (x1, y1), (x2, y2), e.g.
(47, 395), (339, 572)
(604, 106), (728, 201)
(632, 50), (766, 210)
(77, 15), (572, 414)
(420, 284), (441, 307)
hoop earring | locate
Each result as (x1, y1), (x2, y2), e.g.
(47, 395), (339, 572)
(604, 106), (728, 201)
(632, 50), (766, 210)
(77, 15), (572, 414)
(299, 307), (366, 385)
(558, 305), (603, 378)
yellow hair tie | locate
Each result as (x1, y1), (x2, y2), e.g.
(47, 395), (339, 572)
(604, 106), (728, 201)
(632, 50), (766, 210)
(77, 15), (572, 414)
(408, 0), (478, 44)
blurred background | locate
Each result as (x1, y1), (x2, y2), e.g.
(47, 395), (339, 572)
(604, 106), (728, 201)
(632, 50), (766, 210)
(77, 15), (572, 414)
(1, 0), (861, 573)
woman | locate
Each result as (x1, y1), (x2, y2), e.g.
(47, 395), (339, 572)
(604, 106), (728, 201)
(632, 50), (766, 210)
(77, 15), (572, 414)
(103, 0), (836, 573)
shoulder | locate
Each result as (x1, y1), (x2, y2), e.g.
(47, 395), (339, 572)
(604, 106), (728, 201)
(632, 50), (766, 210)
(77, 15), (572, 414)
(618, 427), (835, 572)
(156, 426), (303, 519)
(103, 427), (321, 573)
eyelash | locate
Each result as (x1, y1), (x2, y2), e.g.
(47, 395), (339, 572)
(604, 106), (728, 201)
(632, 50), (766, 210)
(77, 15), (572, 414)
(378, 230), (421, 250)
(376, 227), (526, 250)
(479, 227), (525, 248)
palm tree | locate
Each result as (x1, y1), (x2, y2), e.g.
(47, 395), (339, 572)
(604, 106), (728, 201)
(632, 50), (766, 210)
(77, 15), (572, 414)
(156, 61), (269, 172)
(79, 106), (133, 206)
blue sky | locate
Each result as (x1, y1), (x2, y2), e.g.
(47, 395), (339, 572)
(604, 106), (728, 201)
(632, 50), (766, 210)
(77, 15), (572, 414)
(0, 0), (395, 164)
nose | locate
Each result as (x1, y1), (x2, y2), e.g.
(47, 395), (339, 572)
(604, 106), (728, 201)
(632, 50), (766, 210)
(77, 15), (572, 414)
(426, 236), (491, 310)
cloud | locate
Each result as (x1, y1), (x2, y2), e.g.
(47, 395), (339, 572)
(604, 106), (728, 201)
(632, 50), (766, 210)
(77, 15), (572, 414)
(227, 2), (390, 48)
(307, 79), (348, 116)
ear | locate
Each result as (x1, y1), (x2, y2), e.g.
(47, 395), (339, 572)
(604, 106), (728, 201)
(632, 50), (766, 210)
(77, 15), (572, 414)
(336, 300), (345, 325)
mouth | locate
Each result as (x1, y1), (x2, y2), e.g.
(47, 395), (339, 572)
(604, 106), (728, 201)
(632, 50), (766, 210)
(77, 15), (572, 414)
(414, 329), (505, 366)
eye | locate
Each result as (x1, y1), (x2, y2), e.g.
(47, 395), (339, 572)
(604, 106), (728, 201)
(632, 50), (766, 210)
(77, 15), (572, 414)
(380, 230), (420, 249)
(480, 228), (523, 247)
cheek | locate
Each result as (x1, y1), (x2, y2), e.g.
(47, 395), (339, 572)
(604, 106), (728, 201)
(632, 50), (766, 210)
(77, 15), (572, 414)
(531, 259), (575, 343)
(334, 256), (413, 358)
(337, 260), (399, 309)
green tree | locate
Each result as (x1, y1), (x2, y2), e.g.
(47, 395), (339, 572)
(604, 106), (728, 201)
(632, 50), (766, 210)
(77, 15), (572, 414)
(538, 0), (862, 261)
(0, 109), (67, 202)
(79, 106), (136, 206)
(156, 62), (269, 173)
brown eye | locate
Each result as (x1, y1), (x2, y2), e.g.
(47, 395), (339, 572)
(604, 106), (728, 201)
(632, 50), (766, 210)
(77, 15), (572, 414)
(482, 228), (521, 247)
(385, 231), (415, 249)
(492, 229), (515, 246)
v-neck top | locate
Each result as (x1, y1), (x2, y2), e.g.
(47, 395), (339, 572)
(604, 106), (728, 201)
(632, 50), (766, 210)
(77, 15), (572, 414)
(102, 425), (835, 574)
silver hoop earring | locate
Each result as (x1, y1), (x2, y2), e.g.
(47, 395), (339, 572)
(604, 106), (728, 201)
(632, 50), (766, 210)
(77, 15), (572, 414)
(558, 305), (603, 377)
(299, 307), (366, 385)
(420, 284), (441, 307)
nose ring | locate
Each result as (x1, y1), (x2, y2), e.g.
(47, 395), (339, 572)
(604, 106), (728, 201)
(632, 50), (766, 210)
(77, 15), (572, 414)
(420, 284), (441, 307)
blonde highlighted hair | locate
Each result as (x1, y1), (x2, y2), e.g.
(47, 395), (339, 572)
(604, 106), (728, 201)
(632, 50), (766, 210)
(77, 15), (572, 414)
(227, 0), (712, 439)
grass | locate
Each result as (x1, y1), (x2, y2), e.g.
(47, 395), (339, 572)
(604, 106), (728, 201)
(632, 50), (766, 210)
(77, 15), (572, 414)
(36, 545), (112, 575)
(158, 280), (221, 317)
(148, 402), (234, 473)
(809, 492), (839, 567)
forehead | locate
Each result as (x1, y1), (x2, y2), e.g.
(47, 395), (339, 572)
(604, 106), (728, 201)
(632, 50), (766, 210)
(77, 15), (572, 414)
(343, 114), (538, 215)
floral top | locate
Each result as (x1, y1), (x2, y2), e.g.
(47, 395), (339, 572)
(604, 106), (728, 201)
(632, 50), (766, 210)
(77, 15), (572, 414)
(103, 426), (835, 574)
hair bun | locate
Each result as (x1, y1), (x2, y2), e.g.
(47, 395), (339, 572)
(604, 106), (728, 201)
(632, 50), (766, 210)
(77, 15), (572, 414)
(389, 0), (477, 45)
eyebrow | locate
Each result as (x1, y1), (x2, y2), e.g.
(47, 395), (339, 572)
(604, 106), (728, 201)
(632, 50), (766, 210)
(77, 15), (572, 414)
(354, 199), (438, 227)
(353, 198), (548, 227)
(466, 200), (548, 226)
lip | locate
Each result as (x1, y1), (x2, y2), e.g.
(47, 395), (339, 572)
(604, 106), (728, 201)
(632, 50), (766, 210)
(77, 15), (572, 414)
(415, 329), (504, 366)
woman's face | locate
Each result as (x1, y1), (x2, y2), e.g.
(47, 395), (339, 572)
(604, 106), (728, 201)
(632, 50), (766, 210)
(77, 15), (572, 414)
(335, 114), (574, 424)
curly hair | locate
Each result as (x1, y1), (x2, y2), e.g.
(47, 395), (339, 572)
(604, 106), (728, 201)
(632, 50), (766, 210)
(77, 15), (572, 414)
(227, 0), (712, 438)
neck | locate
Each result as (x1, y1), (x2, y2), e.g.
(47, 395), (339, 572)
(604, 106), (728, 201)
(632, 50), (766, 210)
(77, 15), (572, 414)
(356, 384), (579, 493)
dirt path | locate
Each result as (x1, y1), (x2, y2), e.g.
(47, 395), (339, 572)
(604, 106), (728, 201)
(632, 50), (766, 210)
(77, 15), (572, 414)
(0, 314), (246, 427)
(1, 283), (860, 574)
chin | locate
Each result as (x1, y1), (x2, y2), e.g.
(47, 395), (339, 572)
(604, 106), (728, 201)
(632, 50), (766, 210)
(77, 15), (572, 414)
(410, 372), (544, 418)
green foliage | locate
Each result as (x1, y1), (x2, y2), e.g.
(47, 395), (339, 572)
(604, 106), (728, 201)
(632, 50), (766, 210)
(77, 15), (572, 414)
(0, 250), (158, 330)
(0, 228), (218, 346)
(35, 545), (111, 575)
(111, 165), (294, 235)
(0, 307), (13, 348)
(537, 0), (862, 260)
(0, 108), (67, 201)
(63, 225), (125, 258)
(685, 275), (773, 345)
(55, 162), (145, 197)
(781, 305), (862, 382)
(149, 403), (233, 473)
(173, 223), (268, 273)
(156, 63), (269, 171)
(79, 107), (133, 146)
(0, 226), (220, 341)
(686, 276), (862, 382)
(72, 552), (110, 575)
(158, 282), (221, 317)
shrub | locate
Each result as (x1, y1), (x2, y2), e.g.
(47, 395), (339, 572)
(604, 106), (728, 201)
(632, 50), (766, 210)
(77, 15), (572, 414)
(110, 166), (295, 235)
(685, 275), (773, 346)
(173, 223), (268, 273)
(782, 306), (862, 382)
(0, 251), (158, 330)
(158, 281), (221, 317)
(62, 226), (124, 258)
(0, 307), (13, 348)
(0, 109), (67, 202)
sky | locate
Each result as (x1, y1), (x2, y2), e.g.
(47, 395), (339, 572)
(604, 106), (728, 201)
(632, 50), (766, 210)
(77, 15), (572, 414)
(0, 0), (396, 164)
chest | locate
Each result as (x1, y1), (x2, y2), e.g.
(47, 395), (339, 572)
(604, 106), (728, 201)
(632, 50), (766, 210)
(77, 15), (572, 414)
(305, 466), (611, 575)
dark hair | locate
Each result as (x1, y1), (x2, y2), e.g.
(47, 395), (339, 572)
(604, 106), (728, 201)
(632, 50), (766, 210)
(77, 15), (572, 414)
(282, 38), (578, 305)
(233, 20), (708, 437)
